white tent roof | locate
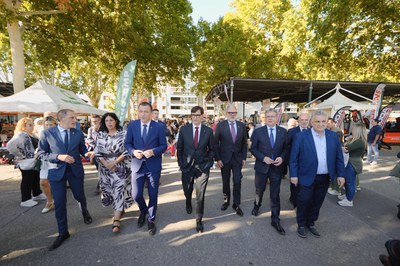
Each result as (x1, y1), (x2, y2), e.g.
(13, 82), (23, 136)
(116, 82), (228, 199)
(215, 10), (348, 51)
(309, 84), (374, 112)
(0, 81), (106, 115)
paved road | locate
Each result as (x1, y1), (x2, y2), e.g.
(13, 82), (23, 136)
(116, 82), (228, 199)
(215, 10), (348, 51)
(0, 147), (399, 266)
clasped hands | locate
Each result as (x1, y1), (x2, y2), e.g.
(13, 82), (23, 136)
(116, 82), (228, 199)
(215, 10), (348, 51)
(133, 149), (154, 159)
(263, 156), (283, 166)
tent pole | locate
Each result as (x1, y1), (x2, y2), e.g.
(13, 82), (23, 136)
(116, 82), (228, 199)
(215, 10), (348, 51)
(230, 79), (234, 103)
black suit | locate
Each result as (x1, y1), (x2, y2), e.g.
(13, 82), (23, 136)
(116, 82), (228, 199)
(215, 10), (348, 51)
(250, 125), (288, 223)
(177, 123), (214, 221)
(287, 126), (305, 207)
(214, 120), (248, 206)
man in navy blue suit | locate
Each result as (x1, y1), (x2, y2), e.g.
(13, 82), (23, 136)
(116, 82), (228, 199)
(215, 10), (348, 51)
(214, 104), (248, 216)
(287, 112), (309, 208)
(38, 109), (92, 251)
(124, 102), (167, 235)
(250, 108), (288, 235)
(290, 110), (345, 238)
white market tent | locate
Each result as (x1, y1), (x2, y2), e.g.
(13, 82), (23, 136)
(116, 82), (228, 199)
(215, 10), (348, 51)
(305, 83), (374, 115)
(0, 81), (106, 115)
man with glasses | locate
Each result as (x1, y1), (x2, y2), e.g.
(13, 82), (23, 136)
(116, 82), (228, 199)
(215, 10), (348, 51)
(250, 108), (288, 235)
(214, 104), (248, 216)
(177, 106), (214, 233)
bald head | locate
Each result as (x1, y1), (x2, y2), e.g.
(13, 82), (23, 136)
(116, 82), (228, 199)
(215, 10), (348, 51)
(298, 113), (309, 129)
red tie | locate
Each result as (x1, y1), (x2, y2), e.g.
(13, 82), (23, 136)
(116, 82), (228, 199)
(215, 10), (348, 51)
(194, 127), (199, 148)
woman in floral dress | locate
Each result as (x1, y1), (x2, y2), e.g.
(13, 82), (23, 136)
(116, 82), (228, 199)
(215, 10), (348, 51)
(94, 112), (133, 233)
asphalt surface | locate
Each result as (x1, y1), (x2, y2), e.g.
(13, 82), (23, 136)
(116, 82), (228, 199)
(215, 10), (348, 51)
(0, 147), (399, 266)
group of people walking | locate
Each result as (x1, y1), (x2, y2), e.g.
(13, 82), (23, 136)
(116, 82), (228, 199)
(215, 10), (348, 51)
(7, 102), (376, 251)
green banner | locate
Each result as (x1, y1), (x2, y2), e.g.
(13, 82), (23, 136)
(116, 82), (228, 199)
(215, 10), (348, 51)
(115, 60), (137, 125)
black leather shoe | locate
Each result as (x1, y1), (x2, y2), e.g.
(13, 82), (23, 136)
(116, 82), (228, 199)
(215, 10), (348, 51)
(49, 232), (70, 251)
(297, 226), (307, 238)
(271, 222), (285, 235)
(251, 205), (259, 216)
(83, 211), (92, 224)
(137, 213), (146, 228)
(379, 254), (391, 266)
(307, 226), (321, 237)
(186, 202), (192, 214)
(196, 221), (204, 233)
(232, 204), (244, 216)
(148, 222), (156, 235)
(221, 202), (229, 211)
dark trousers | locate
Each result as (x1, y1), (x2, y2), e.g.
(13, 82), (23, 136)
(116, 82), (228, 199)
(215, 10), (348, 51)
(296, 174), (330, 227)
(289, 183), (299, 207)
(50, 166), (88, 235)
(254, 170), (282, 223)
(221, 158), (243, 206)
(20, 169), (42, 201)
(131, 162), (160, 222)
(182, 167), (209, 221)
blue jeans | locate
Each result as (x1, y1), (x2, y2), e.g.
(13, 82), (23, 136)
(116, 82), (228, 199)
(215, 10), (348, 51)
(344, 163), (357, 201)
(367, 143), (379, 162)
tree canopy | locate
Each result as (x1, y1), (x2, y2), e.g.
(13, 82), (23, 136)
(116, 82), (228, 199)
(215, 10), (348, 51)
(0, 0), (399, 105)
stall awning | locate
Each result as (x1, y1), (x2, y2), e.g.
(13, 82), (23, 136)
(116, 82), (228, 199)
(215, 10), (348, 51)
(205, 78), (400, 103)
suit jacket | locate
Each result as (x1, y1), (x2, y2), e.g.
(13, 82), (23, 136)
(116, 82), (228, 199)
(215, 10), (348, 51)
(214, 120), (247, 164)
(287, 126), (304, 161)
(124, 120), (167, 173)
(250, 125), (288, 174)
(177, 123), (214, 173)
(37, 127), (87, 181)
(289, 128), (345, 186)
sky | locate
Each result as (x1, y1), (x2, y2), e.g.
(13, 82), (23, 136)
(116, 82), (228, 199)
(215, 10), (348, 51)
(188, 0), (233, 23)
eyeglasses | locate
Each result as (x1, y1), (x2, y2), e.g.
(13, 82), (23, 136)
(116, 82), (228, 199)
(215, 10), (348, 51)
(227, 112), (237, 115)
(191, 114), (202, 117)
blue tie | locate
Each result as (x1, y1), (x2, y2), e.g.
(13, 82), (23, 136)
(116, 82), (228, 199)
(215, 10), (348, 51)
(269, 128), (274, 148)
(64, 130), (69, 149)
(142, 124), (148, 142)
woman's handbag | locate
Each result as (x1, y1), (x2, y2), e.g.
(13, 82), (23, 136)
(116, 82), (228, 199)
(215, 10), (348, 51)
(19, 158), (40, 171)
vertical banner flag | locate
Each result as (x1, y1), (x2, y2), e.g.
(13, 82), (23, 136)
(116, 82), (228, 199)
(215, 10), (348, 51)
(333, 106), (351, 128)
(115, 60), (137, 125)
(274, 102), (286, 125)
(377, 105), (393, 129)
(370, 83), (385, 119)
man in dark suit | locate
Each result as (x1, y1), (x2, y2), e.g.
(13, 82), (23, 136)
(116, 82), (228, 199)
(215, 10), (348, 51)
(290, 110), (345, 238)
(38, 109), (92, 251)
(250, 108), (288, 235)
(177, 106), (214, 233)
(287, 112), (309, 208)
(124, 102), (167, 235)
(214, 104), (247, 216)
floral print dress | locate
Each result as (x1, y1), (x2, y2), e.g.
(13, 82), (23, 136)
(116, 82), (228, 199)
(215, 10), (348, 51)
(95, 130), (133, 211)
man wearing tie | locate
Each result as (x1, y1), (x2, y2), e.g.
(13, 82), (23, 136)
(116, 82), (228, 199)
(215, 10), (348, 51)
(177, 106), (214, 233)
(214, 104), (248, 216)
(290, 110), (345, 238)
(287, 112), (309, 208)
(250, 108), (288, 235)
(124, 102), (167, 235)
(38, 109), (92, 251)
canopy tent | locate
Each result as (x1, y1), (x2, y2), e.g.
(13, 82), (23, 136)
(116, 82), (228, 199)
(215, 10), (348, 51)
(205, 78), (400, 103)
(306, 83), (374, 115)
(0, 81), (106, 115)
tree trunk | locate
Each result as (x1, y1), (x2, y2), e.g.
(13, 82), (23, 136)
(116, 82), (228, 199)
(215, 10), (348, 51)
(3, 0), (25, 93)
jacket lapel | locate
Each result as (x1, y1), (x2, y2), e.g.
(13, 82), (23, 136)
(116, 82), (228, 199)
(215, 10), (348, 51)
(50, 127), (66, 152)
(307, 130), (318, 159)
